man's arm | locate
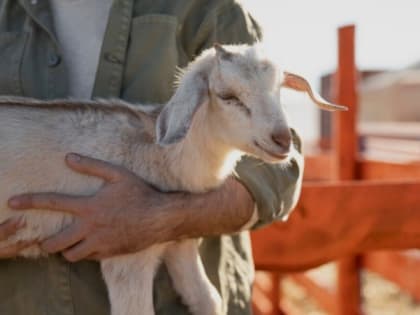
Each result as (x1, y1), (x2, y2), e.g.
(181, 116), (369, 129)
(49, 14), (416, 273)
(9, 153), (255, 261)
(10, 154), (420, 269)
(165, 176), (255, 238)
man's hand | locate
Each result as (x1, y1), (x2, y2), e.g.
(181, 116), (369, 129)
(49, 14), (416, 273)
(8, 154), (174, 262)
(0, 217), (37, 258)
(8, 153), (255, 262)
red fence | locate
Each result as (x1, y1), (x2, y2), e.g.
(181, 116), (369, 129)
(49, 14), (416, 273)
(251, 25), (420, 315)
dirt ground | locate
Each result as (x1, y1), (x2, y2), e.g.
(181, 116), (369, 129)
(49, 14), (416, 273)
(282, 263), (420, 315)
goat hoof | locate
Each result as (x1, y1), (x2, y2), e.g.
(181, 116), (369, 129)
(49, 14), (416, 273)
(192, 289), (222, 315)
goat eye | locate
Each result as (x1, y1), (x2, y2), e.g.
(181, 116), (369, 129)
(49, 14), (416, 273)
(216, 93), (237, 102)
(216, 93), (251, 115)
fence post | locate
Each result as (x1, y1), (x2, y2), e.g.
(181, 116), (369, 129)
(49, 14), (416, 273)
(333, 25), (363, 315)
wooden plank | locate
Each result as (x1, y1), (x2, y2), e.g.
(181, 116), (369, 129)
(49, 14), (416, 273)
(363, 251), (420, 300)
(358, 160), (420, 180)
(338, 257), (362, 315)
(252, 180), (420, 271)
(268, 273), (283, 315)
(253, 272), (285, 315)
(304, 157), (420, 182)
(333, 25), (362, 315)
(253, 284), (276, 315)
(333, 25), (358, 181)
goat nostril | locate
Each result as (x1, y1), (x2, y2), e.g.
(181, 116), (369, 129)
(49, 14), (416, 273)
(271, 131), (291, 152)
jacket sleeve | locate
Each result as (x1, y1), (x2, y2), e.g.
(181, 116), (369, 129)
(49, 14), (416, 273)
(191, 1), (304, 228)
(234, 129), (303, 228)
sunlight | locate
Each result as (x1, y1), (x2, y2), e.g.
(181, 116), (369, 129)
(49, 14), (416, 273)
(242, 0), (420, 141)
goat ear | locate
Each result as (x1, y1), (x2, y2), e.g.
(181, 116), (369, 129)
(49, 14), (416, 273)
(214, 43), (233, 61)
(281, 71), (348, 111)
(156, 72), (208, 146)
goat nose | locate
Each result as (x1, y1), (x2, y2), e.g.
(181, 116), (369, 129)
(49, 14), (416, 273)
(271, 129), (291, 152)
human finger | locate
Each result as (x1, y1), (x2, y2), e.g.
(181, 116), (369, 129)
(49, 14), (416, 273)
(8, 193), (88, 215)
(85, 252), (101, 261)
(62, 239), (96, 262)
(0, 217), (25, 240)
(0, 239), (38, 259)
(65, 153), (125, 182)
(40, 222), (86, 254)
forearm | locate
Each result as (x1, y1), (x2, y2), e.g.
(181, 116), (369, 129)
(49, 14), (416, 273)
(158, 176), (255, 243)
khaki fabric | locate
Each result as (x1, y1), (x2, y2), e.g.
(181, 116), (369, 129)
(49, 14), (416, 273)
(0, 0), (303, 314)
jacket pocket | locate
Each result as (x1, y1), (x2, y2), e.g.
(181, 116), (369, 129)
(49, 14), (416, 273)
(0, 32), (27, 95)
(122, 14), (179, 103)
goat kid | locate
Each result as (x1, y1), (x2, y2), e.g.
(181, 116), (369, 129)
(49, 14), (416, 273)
(0, 44), (346, 315)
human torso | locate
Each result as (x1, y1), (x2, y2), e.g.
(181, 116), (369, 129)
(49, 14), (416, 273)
(49, 0), (113, 98)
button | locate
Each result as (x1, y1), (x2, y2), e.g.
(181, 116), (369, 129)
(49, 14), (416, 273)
(104, 52), (122, 64)
(48, 54), (61, 67)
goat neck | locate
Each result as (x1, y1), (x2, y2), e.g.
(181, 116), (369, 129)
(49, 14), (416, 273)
(134, 106), (242, 192)
(165, 105), (242, 193)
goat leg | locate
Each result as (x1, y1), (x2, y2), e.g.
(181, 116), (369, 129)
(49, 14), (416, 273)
(101, 245), (166, 315)
(165, 239), (223, 315)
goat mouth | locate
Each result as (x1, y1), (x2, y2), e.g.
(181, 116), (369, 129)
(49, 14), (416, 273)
(253, 141), (289, 160)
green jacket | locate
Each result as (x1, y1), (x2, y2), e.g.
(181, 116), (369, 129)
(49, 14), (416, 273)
(0, 0), (303, 314)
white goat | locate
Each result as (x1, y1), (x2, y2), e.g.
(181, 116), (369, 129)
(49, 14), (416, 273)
(0, 44), (346, 315)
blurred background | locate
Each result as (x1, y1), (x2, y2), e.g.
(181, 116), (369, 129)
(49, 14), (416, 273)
(243, 1), (420, 314)
(242, 0), (420, 144)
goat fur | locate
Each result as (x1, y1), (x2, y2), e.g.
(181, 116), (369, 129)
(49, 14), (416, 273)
(0, 44), (297, 315)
